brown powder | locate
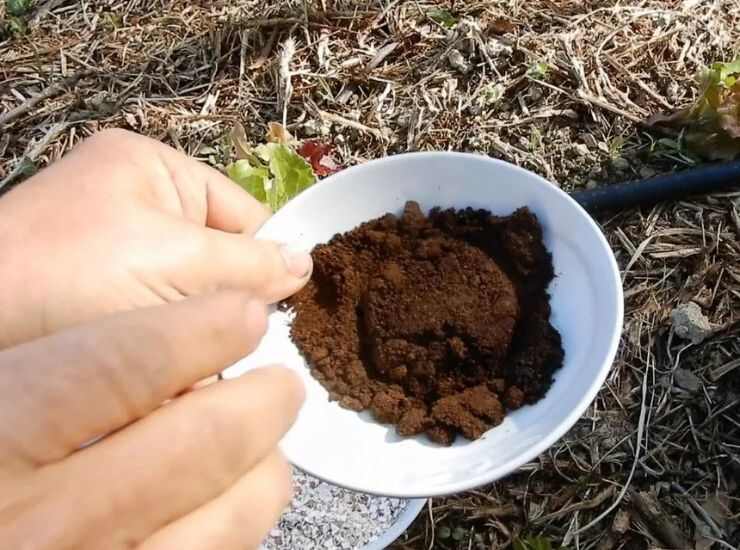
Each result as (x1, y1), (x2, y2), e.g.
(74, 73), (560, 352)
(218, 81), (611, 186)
(284, 201), (564, 446)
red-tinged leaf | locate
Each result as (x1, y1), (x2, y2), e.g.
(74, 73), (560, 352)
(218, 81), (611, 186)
(298, 141), (341, 177)
(487, 17), (516, 35)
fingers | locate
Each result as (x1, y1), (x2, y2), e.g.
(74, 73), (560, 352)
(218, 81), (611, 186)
(157, 144), (272, 234)
(69, 129), (272, 235)
(180, 230), (313, 303)
(146, 131), (273, 234)
(74, 131), (305, 302)
(139, 451), (292, 550)
(199, 162), (272, 234)
(0, 292), (268, 467)
(42, 367), (303, 548)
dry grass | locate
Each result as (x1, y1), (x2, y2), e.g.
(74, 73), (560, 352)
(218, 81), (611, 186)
(2, 1), (740, 548)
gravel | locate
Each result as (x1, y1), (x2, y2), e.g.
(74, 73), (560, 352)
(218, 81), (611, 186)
(260, 470), (409, 550)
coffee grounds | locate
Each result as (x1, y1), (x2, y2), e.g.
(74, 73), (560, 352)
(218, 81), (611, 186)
(285, 201), (564, 446)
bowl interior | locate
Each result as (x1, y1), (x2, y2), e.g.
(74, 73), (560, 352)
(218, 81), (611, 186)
(223, 152), (623, 497)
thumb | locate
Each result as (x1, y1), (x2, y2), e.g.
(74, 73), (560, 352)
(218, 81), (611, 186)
(184, 230), (313, 303)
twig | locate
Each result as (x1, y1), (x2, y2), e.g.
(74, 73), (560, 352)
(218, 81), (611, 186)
(29, 0), (67, 25)
(406, 106), (422, 152)
(481, 108), (579, 128)
(629, 490), (693, 549)
(605, 54), (674, 110)
(0, 121), (72, 190)
(709, 357), (740, 381)
(672, 483), (726, 539)
(466, 504), (519, 520)
(249, 27), (279, 71)
(241, 17), (307, 28)
(277, 37), (296, 128)
(316, 109), (385, 141)
(572, 361), (649, 534)
(576, 90), (643, 124)
(534, 487), (615, 525)
(0, 71), (94, 127)
(426, 500), (435, 550)
(366, 42), (398, 71)
(731, 203), (740, 242)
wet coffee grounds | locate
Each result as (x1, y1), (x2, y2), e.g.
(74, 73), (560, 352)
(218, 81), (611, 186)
(285, 201), (564, 445)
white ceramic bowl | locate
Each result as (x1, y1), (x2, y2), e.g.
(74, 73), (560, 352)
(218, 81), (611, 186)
(224, 152), (623, 498)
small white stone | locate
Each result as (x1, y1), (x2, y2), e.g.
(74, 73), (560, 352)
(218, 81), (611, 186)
(674, 368), (703, 392)
(639, 166), (657, 178)
(671, 302), (713, 344)
(573, 143), (590, 157)
(447, 49), (471, 74)
(611, 157), (630, 171)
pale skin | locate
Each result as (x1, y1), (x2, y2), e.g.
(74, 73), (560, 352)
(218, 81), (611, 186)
(0, 129), (310, 549)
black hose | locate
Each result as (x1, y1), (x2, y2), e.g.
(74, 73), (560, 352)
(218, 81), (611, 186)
(569, 159), (740, 213)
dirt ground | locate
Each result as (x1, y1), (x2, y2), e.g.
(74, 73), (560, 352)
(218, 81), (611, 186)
(1, 1), (739, 549)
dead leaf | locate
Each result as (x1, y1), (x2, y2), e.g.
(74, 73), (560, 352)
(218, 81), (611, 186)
(717, 85), (740, 138)
(645, 109), (691, 127)
(702, 494), (730, 527)
(230, 122), (251, 160)
(266, 121), (295, 145)
(612, 509), (631, 534)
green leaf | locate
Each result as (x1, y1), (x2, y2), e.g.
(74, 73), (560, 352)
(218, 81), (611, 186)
(103, 12), (123, 30)
(225, 122), (318, 211)
(428, 8), (457, 28)
(478, 82), (504, 106)
(5, 14), (28, 34)
(6, 0), (34, 16)
(527, 61), (550, 80)
(254, 143), (316, 211)
(226, 160), (270, 203)
(514, 535), (565, 550)
(712, 58), (740, 85)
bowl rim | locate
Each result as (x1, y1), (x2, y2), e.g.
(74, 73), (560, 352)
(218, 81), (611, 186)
(361, 498), (426, 550)
(261, 151), (625, 497)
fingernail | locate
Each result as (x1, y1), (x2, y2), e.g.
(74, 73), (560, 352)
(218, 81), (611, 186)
(280, 243), (313, 278)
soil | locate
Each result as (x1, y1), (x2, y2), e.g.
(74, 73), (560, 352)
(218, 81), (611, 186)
(285, 201), (564, 446)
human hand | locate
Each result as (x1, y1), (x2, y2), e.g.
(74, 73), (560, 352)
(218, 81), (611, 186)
(0, 291), (303, 550)
(0, 129), (312, 348)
